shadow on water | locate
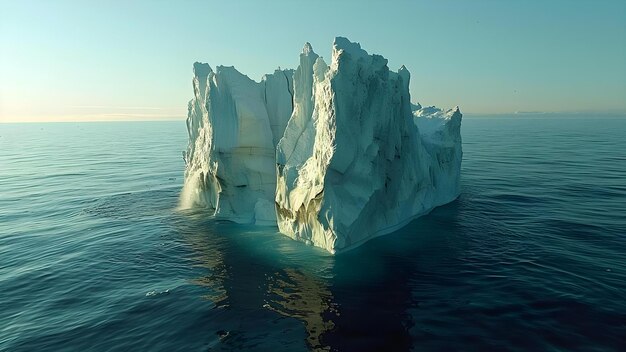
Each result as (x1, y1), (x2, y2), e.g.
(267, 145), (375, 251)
(172, 198), (468, 352)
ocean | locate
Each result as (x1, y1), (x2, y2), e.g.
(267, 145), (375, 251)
(1, 116), (625, 351)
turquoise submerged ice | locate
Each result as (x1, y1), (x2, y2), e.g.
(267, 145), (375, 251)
(181, 37), (462, 253)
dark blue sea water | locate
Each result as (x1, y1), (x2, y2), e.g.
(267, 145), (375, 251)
(1, 117), (625, 351)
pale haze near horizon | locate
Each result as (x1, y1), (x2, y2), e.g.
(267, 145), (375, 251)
(1, 0), (625, 123)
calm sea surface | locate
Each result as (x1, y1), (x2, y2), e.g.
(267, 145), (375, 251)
(1, 117), (625, 351)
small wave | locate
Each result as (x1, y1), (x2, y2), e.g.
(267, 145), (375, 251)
(145, 289), (170, 297)
(83, 189), (178, 220)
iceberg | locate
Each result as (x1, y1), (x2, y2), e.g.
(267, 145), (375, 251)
(181, 37), (462, 254)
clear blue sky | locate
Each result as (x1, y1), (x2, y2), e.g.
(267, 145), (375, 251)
(1, 0), (625, 122)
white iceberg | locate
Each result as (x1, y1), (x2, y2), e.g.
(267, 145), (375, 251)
(181, 37), (462, 253)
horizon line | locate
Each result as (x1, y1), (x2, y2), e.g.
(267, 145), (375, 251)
(2, 111), (626, 124)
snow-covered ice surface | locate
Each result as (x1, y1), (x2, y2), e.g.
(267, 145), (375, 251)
(181, 37), (462, 253)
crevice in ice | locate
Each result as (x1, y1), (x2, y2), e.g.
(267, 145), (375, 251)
(282, 70), (294, 112)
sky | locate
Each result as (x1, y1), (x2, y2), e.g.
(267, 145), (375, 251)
(0, 0), (625, 122)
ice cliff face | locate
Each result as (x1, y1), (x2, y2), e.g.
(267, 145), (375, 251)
(180, 63), (292, 224)
(181, 37), (462, 253)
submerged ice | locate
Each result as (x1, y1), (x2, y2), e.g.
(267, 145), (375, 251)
(181, 37), (462, 253)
